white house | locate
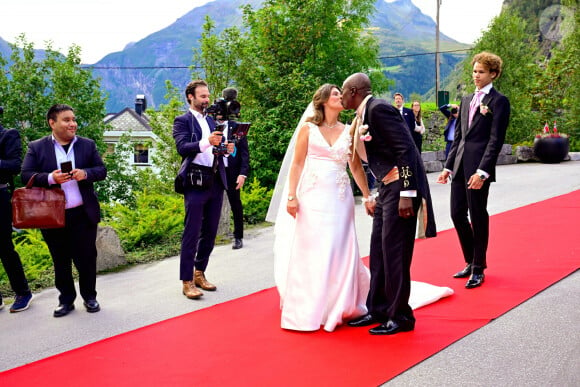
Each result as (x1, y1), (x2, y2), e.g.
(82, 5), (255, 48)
(103, 95), (159, 171)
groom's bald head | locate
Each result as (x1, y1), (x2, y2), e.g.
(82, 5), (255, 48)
(342, 73), (372, 110)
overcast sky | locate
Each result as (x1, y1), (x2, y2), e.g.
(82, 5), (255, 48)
(1, 0), (504, 64)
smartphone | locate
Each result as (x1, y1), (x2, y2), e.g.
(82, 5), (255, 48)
(60, 161), (73, 174)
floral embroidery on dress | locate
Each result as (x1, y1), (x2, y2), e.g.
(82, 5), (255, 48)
(301, 124), (352, 200)
(331, 127), (352, 200)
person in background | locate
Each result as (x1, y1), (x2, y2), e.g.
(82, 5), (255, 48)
(21, 104), (107, 317)
(437, 51), (511, 289)
(439, 103), (459, 158)
(220, 88), (250, 250)
(393, 93), (423, 152)
(0, 106), (33, 313)
(411, 100), (426, 151)
(173, 80), (234, 299)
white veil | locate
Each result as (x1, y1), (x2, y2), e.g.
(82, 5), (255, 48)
(267, 102), (314, 300)
(265, 102), (314, 223)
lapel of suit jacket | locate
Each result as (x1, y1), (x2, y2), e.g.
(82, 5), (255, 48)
(460, 93), (472, 136)
(188, 111), (203, 142)
(43, 136), (59, 170)
(467, 88), (496, 133)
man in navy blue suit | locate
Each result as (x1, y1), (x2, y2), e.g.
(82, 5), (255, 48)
(22, 104), (107, 317)
(393, 92), (423, 152)
(437, 52), (510, 289)
(173, 80), (233, 299)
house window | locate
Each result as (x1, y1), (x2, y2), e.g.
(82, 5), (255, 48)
(134, 144), (149, 164)
(105, 142), (115, 156)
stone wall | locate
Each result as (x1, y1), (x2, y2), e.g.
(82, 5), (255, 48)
(420, 144), (517, 173)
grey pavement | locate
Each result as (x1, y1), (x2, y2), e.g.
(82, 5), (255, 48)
(1, 161), (579, 386)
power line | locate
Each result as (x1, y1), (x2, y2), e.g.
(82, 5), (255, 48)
(379, 48), (471, 60)
(79, 49), (472, 71)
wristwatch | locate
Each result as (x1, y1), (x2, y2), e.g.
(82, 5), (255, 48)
(287, 195), (295, 201)
(478, 174), (487, 181)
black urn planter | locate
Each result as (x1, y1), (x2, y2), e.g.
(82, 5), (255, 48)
(533, 137), (570, 163)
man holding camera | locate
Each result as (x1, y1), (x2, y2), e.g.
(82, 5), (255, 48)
(173, 80), (233, 299)
(22, 104), (107, 317)
(439, 103), (459, 159)
(0, 107), (34, 313)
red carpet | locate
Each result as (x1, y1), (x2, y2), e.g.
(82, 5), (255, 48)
(2, 191), (579, 386)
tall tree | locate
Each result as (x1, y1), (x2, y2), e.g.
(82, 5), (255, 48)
(462, 10), (541, 144)
(196, 0), (388, 188)
(0, 35), (107, 151)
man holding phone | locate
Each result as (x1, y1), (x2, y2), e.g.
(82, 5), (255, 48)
(21, 104), (107, 317)
(173, 80), (233, 300)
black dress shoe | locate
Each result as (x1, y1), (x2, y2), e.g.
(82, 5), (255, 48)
(53, 304), (75, 317)
(465, 273), (485, 289)
(232, 238), (243, 250)
(83, 299), (101, 313)
(347, 314), (377, 327)
(369, 319), (415, 335)
(453, 264), (472, 278)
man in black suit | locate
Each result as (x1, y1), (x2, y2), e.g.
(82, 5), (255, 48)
(173, 80), (233, 299)
(215, 88), (250, 250)
(21, 104), (107, 317)
(342, 73), (436, 335)
(0, 111), (33, 313)
(224, 122), (249, 249)
(437, 52), (510, 289)
(394, 92), (423, 151)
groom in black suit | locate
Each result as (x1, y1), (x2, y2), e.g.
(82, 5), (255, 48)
(437, 52), (510, 289)
(342, 73), (436, 335)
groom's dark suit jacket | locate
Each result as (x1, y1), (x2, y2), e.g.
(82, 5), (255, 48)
(21, 135), (106, 224)
(364, 97), (436, 237)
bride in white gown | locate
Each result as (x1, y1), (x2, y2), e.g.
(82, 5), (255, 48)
(269, 84), (374, 332)
(267, 85), (453, 332)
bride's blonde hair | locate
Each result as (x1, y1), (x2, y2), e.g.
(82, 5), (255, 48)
(306, 83), (340, 126)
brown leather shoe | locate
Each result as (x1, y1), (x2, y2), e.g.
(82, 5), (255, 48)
(182, 280), (203, 299)
(194, 270), (217, 291)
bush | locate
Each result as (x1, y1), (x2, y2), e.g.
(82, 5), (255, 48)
(241, 177), (273, 224)
(0, 229), (55, 297)
(103, 190), (184, 252)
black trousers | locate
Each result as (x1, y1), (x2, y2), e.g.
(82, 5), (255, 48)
(450, 165), (490, 273)
(367, 182), (419, 323)
(225, 172), (244, 239)
(0, 188), (30, 297)
(41, 206), (98, 304)
(180, 176), (224, 280)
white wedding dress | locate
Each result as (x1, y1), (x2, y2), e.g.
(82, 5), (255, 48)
(269, 106), (453, 333)
(274, 123), (369, 332)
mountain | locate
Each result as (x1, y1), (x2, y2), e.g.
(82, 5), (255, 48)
(1, 0), (470, 112)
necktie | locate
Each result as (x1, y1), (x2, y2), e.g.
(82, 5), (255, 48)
(468, 91), (484, 127)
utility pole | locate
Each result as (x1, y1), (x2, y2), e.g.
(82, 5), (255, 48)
(435, 0), (441, 106)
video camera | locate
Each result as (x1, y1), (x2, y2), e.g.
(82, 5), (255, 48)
(205, 88), (251, 156)
(206, 87), (241, 121)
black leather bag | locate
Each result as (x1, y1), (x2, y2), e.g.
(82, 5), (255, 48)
(174, 158), (215, 194)
(187, 163), (215, 190)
